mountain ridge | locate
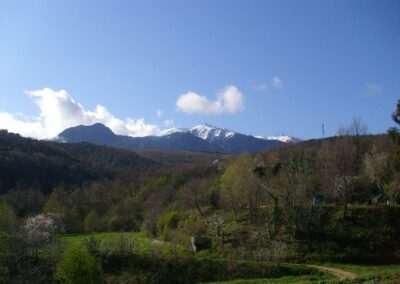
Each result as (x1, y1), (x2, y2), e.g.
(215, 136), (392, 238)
(58, 123), (294, 153)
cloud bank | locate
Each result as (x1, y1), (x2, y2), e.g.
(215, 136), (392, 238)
(176, 85), (244, 115)
(0, 88), (160, 139)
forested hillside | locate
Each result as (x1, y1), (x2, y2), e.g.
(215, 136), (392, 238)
(0, 130), (154, 195)
(1, 104), (400, 283)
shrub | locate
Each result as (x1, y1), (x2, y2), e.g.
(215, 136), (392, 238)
(56, 243), (102, 284)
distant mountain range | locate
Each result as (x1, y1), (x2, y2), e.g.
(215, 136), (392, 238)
(57, 123), (299, 153)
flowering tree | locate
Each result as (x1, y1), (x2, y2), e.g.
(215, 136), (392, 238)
(24, 213), (64, 246)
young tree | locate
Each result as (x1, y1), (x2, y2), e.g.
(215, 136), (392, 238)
(220, 154), (260, 214)
(84, 210), (101, 233)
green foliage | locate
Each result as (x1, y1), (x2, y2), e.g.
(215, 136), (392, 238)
(100, 252), (317, 284)
(2, 188), (45, 217)
(56, 243), (102, 284)
(220, 154), (260, 210)
(291, 205), (400, 262)
(158, 211), (182, 240)
(84, 209), (101, 233)
(0, 200), (17, 232)
(162, 211), (181, 230)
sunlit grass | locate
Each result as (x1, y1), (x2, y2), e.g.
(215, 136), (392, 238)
(203, 273), (334, 283)
(60, 231), (191, 256)
(322, 262), (400, 279)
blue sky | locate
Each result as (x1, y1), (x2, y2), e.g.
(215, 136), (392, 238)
(0, 0), (399, 139)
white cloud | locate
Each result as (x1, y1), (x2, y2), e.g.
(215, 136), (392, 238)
(156, 109), (164, 118)
(164, 119), (174, 127)
(271, 76), (283, 88)
(176, 85), (244, 115)
(0, 88), (160, 139)
(363, 83), (383, 97)
(252, 83), (267, 91)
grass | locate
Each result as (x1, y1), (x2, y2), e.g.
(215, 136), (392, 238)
(60, 231), (191, 256)
(202, 263), (335, 284)
(203, 272), (335, 283)
(59, 233), (400, 283)
(205, 263), (400, 283)
(60, 231), (148, 243)
(320, 262), (400, 281)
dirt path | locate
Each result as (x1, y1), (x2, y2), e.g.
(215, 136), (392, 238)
(307, 265), (357, 280)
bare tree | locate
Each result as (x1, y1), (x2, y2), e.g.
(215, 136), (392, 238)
(337, 117), (368, 175)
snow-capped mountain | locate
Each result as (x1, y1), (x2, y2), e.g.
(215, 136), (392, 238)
(157, 124), (236, 142)
(161, 124), (299, 144)
(58, 123), (298, 154)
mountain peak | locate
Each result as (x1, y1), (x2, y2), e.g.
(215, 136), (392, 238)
(189, 123), (235, 141)
(58, 123), (118, 144)
(91, 122), (109, 128)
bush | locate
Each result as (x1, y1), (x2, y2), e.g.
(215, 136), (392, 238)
(56, 243), (103, 284)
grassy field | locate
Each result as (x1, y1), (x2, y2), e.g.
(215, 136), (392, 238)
(206, 264), (400, 283)
(320, 263), (400, 283)
(203, 274), (334, 284)
(60, 233), (400, 283)
(60, 231), (191, 256)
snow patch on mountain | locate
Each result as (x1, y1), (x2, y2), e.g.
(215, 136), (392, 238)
(158, 128), (187, 136)
(256, 135), (299, 143)
(158, 124), (299, 144)
(189, 124), (235, 141)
